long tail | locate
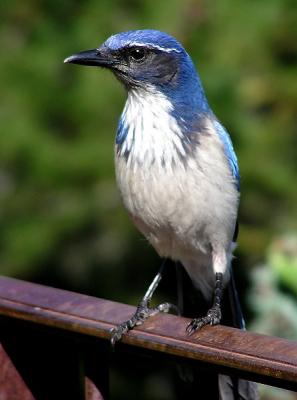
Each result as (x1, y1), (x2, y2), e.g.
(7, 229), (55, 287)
(218, 268), (259, 400)
(226, 268), (245, 328)
(175, 264), (259, 400)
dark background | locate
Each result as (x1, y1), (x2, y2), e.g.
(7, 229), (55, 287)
(0, 1), (296, 398)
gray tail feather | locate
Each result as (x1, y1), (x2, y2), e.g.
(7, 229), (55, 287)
(218, 375), (260, 400)
(227, 267), (245, 329)
(175, 263), (259, 399)
(220, 268), (259, 400)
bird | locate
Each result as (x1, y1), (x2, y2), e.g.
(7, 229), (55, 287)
(65, 29), (259, 399)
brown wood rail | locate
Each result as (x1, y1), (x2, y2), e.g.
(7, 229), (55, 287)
(0, 275), (296, 399)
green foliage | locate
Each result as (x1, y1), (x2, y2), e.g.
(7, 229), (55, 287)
(269, 235), (297, 295)
(249, 235), (297, 399)
(0, 0), (296, 315)
(249, 238), (297, 339)
(1, 1), (296, 398)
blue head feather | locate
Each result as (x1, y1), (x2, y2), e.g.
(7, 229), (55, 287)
(103, 30), (210, 119)
(103, 30), (239, 188)
(104, 29), (184, 53)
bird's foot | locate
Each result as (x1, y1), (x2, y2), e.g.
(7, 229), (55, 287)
(186, 305), (222, 335)
(110, 300), (172, 346)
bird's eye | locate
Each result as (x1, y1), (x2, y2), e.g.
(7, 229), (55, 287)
(129, 47), (146, 62)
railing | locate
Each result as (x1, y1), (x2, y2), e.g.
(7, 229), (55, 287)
(0, 276), (296, 399)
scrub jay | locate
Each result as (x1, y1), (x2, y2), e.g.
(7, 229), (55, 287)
(65, 30), (258, 399)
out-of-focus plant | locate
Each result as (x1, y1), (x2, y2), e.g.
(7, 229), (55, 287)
(249, 234), (297, 400)
(0, 1), (296, 399)
(269, 235), (297, 296)
(249, 234), (297, 340)
(0, 0), (296, 298)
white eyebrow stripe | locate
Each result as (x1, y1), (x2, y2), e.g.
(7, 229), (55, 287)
(126, 42), (182, 53)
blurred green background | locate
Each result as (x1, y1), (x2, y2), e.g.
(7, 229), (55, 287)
(0, 0), (296, 399)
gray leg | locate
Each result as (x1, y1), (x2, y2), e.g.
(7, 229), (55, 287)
(186, 272), (223, 334)
(110, 262), (176, 345)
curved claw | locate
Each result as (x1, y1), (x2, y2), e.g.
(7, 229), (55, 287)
(186, 306), (222, 335)
(110, 322), (130, 347)
(110, 301), (176, 346)
(186, 317), (207, 334)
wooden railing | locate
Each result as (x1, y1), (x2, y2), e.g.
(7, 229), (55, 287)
(0, 276), (296, 399)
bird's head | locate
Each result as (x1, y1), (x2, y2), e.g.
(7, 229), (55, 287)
(65, 29), (209, 112)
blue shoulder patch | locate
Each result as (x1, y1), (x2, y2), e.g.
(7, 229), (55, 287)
(116, 116), (127, 145)
(213, 120), (240, 189)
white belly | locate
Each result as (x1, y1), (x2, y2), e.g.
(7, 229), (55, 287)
(115, 136), (239, 297)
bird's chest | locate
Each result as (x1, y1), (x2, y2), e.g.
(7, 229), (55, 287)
(114, 90), (193, 249)
(114, 91), (239, 260)
(115, 155), (180, 227)
(115, 133), (238, 262)
(115, 153), (201, 259)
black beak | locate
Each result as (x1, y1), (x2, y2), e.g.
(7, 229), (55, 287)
(64, 48), (114, 67)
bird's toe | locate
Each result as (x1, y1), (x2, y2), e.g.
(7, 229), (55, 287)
(186, 305), (222, 335)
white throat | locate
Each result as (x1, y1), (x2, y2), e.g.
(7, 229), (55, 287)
(117, 88), (186, 167)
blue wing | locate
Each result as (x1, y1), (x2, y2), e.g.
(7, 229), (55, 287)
(213, 120), (240, 190)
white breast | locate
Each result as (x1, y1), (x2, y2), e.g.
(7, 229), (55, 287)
(115, 88), (239, 297)
(117, 87), (187, 169)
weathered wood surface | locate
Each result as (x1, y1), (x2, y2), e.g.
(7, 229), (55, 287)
(0, 276), (296, 391)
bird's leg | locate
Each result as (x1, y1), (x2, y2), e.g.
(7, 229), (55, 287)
(110, 262), (177, 345)
(186, 272), (223, 334)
